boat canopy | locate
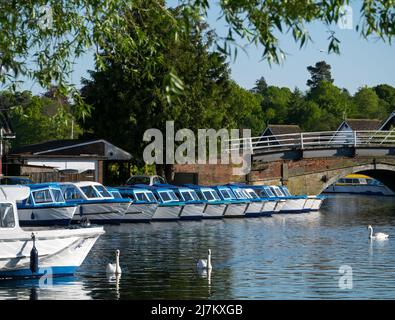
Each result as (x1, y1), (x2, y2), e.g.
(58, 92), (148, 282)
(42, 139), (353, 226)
(0, 186), (30, 202)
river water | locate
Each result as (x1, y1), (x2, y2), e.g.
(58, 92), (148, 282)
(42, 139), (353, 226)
(1, 195), (395, 300)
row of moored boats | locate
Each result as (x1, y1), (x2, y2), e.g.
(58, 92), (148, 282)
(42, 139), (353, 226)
(15, 182), (325, 225)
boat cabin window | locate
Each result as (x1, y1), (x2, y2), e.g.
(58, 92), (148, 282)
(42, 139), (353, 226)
(95, 185), (112, 198)
(262, 187), (274, 197)
(247, 190), (258, 199)
(190, 190), (200, 201)
(158, 191), (176, 202)
(202, 190), (214, 201)
(111, 191), (122, 199)
(135, 192), (149, 202)
(146, 192), (156, 202)
(153, 176), (166, 184)
(211, 190), (221, 201)
(32, 189), (53, 204)
(51, 189), (65, 202)
(270, 187), (284, 197)
(181, 191), (193, 201)
(281, 187), (292, 197)
(81, 186), (100, 199)
(63, 186), (83, 200)
(219, 189), (232, 199)
(0, 203), (15, 228)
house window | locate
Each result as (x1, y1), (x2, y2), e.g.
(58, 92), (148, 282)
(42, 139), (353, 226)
(0, 203), (15, 228)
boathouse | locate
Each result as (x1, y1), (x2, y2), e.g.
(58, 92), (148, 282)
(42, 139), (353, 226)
(4, 139), (131, 184)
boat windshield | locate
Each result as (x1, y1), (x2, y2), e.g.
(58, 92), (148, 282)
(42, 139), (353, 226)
(135, 192), (149, 202)
(51, 189), (65, 202)
(158, 191), (177, 202)
(80, 186), (101, 199)
(181, 190), (193, 201)
(281, 187), (292, 197)
(111, 191), (122, 199)
(262, 186), (275, 197)
(62, 185), (84, 200)
(271, 187), (284, 197)
(32, 189), (53, 204)
(0, 203), (15, 228)
(219, 189), (232, 199)
(94, 185), (112, 198)
(247, 190), (258, 199)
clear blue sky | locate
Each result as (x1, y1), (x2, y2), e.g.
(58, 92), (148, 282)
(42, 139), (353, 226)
(22, 1), (395, 95)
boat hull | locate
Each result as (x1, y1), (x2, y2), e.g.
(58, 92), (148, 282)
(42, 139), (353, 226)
(152, 205), (181, 221)
(121, 203), (158, 222)
(279, 198), (307, 213)
(179, 203), (204, 220)
(0, 227), (104, 279)
(244, 202), (265, 217)
(72, 202), (129, 223)
(202, 203), (226, 219)
(223, 203), (247, 218)
(17, 206), (77, 226)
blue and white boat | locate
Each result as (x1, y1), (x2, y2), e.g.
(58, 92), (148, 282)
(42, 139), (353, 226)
(249, 185), (286, 213)
(226, 184), (272, 217)
(279, 186), (324, 212)
(185, 185), (227, 219)
(212, 186), (248, 218)
(269, 185), (307, 213)
(0, 185), (104, 279)
(17, 183), (78, 226)
(60, 182), (131, 223)
(134, 185), (183, 221)
(113, 186), (158, 222)
(161, 185), (205, 220)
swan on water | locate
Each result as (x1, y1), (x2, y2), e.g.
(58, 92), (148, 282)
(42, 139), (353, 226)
(197, 249), (212, 270)
(106, 249), (122, 274)
(368, 225), (389, 240)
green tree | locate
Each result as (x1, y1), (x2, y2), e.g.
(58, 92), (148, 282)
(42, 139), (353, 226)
(250, 77), (268, 95)
(225, 81), (265, 136)
(306, 61), (334, 90)
(374, 84), (395, 115)
(352, 86), (386, 119)
(0, 90), (81, 147)
(1, 0), (394, 96)
(79, 6), (233, 177)
(261, 86), (292, 124)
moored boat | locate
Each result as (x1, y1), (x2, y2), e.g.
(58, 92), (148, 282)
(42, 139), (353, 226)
(0, 185), (104, 279)
(16, 183), (78, 226)
(185, 185), (227, 219)
(60, 182), (131, 224)
(212, 186), (248, 218)
(113, 187), (158, 222)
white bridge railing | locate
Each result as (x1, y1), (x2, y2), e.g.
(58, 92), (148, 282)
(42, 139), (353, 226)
(228, 130), (395, 154)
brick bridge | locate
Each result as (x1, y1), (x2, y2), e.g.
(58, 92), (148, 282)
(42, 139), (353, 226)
(174, 130), (395, 195)
(248, 156), (395, 195)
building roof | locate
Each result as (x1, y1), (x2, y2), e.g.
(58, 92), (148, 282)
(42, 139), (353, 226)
(338, 119), (382, 131)
(262, 124), (302, 136)
(10, 139), (131, 161)
(261, 125), (302, 136)
(379, 111), (395, 130)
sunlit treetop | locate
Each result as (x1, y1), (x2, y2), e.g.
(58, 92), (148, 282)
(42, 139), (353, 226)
(0, 0), (394, 115)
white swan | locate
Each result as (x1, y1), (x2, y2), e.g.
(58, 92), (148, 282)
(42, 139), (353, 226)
(106, 250), (122, 274)
(197, 249), (212, 270)
(368, 225), (389, 240)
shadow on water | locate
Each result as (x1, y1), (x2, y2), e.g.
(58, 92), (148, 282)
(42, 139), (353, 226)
(1, 195), (395, 299)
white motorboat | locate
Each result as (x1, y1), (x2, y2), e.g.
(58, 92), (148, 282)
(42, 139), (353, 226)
(60, 182), (131, 223)
(0, 185), (104, 279)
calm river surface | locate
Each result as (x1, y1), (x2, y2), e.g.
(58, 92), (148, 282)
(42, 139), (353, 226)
(1, 195), (395, 300)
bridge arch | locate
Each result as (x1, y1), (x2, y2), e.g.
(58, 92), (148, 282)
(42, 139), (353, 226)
(319, 163), (395, 194)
